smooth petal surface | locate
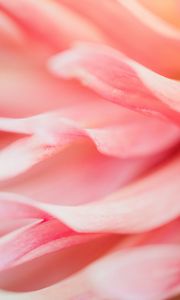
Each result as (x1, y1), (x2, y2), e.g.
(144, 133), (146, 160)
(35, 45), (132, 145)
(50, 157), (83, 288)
(0, 220), (179, 296)
(0, 193), (119, 290)
(0, 218), (98, 271)
(87, 220), (180, 300)
(0, 0), (180, 298)
(0, 194), (104, 277)
(49, 43), (180, 123)
(31, 152), (180, 233)
(0, 269), (102, 299)
(88, 245), (180, 300)
(1, 98), (180, 180)
(0, 10), (25, 48)
(0, 151), (179, 238)
(0, 139), (161, 205)
(0, 234), (119, 292)
(2, 99), (173, 206)
(139, 0), (180, 28)
(0, 0), (104, 52)
(1, 108), (180, 175)
(59, 0), (180, 76)
(0, 57), (101, 118)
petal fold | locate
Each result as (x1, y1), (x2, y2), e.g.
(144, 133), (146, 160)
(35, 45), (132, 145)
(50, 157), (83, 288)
(1, 107), (179, 180)
(59, 0), (180, 76)
(48, 44), (180, 122)
(88, 244), (180, 300)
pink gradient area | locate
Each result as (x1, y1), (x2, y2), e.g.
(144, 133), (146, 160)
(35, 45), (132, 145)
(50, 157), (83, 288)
(57, 0), (180, 77)
(0, 54), (109, 118)
(0, 192), (117, 291)
(49, 43), (180, 122)
(0, 229), (119, 292)
(1, 0), (180, 77)
(0, 139), (161, 205)
(88, 219), (180, 300)
(139, 0), (180, 28)
(31, 151), (180, 234)
(0, 0), (104, 52)
(0, 0), (179, 298)
(0, 151), (179, 286)
(0, 110), (180, 182)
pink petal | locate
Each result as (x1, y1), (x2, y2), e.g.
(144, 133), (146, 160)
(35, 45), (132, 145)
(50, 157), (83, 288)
(59, 0), (180, 76)
(1, 111), (179, 159)
(1, 152), (179, 236)
(1, 107), (176, 208)
(0, 218), (97, 271)
(0, 10), (25, 48)
(0, 193), (119, 290)
(0, 139), (159, 205)
(87, 122), (180, 157)
(87, 220), (180, 300)
(1, 104), (179, 180)
(0, 58), (97, 117)
(48, 43), (180, 122)
(0, 255), (105, 296)
(0, 236), (119, 293)
(0, 193), (49, 220)
(31, 152), (180, 233)
(139, 0), (180, 28)
(0, 192), (179, 293)
(0, 194), (103, 273)
(0, 0), (104, 52)
(88, 244), (180, 300)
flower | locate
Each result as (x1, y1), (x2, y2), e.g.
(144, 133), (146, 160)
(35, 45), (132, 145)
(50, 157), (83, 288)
(0, 0), (180, 299)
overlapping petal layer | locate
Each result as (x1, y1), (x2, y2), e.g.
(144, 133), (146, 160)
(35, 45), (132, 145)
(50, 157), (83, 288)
(0, 10), (25, 48)
(49, 43), (180, 122)
(0, 0), (104, 52)
(1, 0), (180, 76)
(139, 0), (180, 28)
(0, 193), (103, 273)
(58, 0), (180, 77)
(0, 190), (179, 297)
(0, 0), (180, 298)
(0, 101), (180, 180)
(0, 150), (179, 239)
(88, 220), (180, 300)
(33, 152), (180, 233)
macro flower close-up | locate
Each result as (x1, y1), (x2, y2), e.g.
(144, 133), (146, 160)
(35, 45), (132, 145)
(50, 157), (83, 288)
(0, 0), (180, 299)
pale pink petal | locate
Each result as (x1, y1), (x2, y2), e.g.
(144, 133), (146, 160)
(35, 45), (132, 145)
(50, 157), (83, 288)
(0, 193), (119, 290)
(87, 220), (180, 300)
(0, 192), (49, 220)
(0, 194), (104, 274)
(88, 244), (180, 300)
(87, 122), (180, 157)
(59, 0), (180, 76)
(1, 104), (179, 180)
(0, 59), (97, 118)
(48, 43), (180, 122)
(0, 11), (25, 48)
(0, 218), (98, 271)
(1, 103), (176, 205)
(139, 0), (180, 28)
(0, 0), (104, 52)
(0, 236), (119, 292)
(0, 135), (52, 180)
(1, 152), (179, 235)
(32, 152), (180, 233)
(0, 139), (160, 205)
(0, 192), (179, 293)
(0, 265), (103, 298)
(0, 1), (179, 297)
(1, 109), (180, 158)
